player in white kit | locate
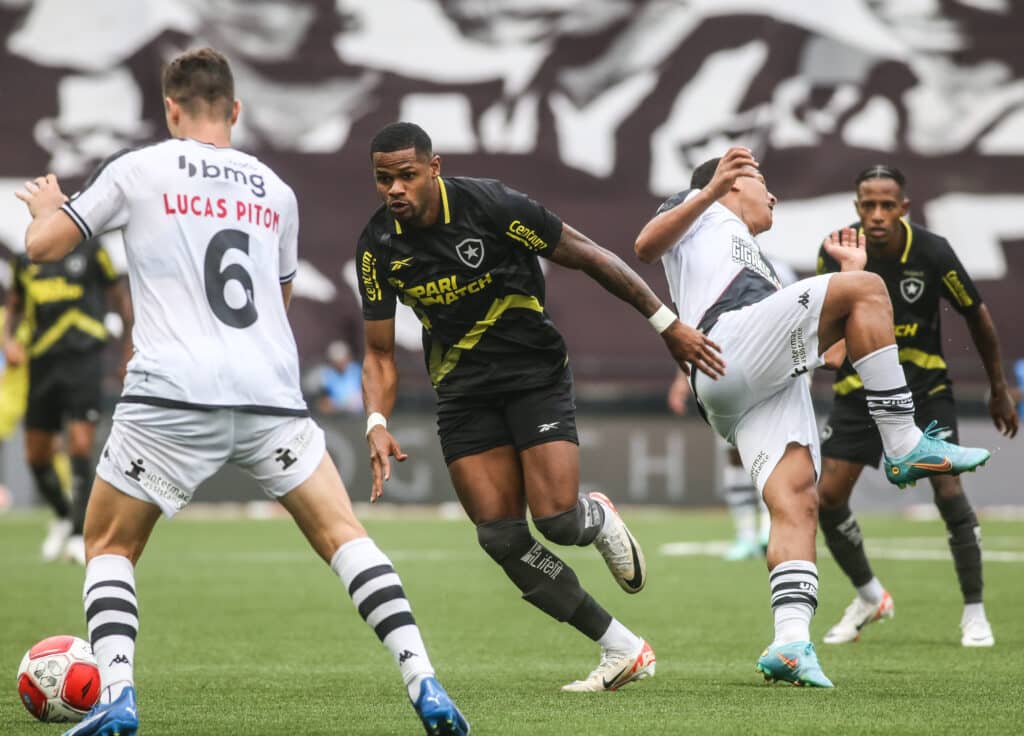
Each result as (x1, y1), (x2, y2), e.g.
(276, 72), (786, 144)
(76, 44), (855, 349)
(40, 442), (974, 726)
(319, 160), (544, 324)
(634, 147), (990, 688)
(15, 48), (468, 736)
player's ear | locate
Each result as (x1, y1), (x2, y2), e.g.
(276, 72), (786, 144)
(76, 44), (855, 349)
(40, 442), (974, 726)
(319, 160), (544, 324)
(230, 99), (240, 126)
(899, 197), (910, 216)
(429, 154), (441, 177)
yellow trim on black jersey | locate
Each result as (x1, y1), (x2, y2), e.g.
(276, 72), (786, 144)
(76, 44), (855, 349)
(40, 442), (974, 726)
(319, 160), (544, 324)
(428, 294), (543, 386)
(438, 177), (451, 224)
(832, 347), (946, 396)
(833, 374), (864, 396)
(96, 247), (118, 281)
(394, 218), (403, 235)
(856, 218), (913, 263)
(29, 308), (108, 357)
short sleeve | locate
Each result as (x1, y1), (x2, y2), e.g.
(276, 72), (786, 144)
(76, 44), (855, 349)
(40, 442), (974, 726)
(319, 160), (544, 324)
(934, 238), (981, 313)
(356, 226), (397, 321)
(93, 243), (120, 285)
(279, 189), (299, 284)
(61, 151), (132, 240)
(487, 182), (563, 258)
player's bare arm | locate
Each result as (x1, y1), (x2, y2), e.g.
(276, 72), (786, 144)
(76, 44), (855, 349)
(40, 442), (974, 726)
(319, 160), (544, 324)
(107, 279), (134, 380)
(362, 318), (408, 502)
(963, 304), (1018, 438)
(667, 369), (690, 416)
(634, 146), (758, 263)
(2, 286), (25, 366)
(547, 223), (725, 379)
(822, 227), (867, 271)
(15, 174), (82, 262)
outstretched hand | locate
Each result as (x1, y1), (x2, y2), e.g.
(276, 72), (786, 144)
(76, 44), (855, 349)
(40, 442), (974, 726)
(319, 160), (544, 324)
(661, 321), (725, 380)
(823, 227), (867, 272)
(704, 147), (759, 201)
(366, 426), (408, 503)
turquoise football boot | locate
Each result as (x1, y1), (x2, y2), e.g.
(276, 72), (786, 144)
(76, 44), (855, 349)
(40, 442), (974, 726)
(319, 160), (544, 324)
(756, 641), (834, 688)
(884, 421), (990, 489)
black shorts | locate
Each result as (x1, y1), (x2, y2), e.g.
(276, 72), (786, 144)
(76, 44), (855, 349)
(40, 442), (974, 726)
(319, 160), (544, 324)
(436, 366), (579, 465)
(25, 351), (103, 432)
(821, 393), (959, 468)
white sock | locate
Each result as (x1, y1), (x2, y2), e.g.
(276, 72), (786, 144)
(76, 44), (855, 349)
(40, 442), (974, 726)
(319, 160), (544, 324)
(724, 465), (758, 543)
(962, 602), (986, 624)
(331, 537), (434, 701)
(853, 345), (922, 458)
(856, 577), (885, 605)
(769, 561), (818, 645)
(83, 554), (138, 704)
(597, 618), (642, 654)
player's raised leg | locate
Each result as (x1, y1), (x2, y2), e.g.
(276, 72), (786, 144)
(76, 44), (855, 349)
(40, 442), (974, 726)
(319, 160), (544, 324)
(755, 443), (833, 688)
(278, 450), (468, 735)
(818, 458), (893, 644)
(62, 477), (160, 736)
(817, 251), (989, 487)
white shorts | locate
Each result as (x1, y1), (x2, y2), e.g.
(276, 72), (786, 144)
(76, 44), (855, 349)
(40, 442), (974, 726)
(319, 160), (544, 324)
(693, 274), (833, 492)
(97, 403), (326, 518)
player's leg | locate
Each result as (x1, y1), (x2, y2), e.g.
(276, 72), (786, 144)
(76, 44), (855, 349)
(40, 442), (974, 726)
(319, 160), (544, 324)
(518, 440), (655, 692)
(817, 271), (988, 485)
(63, 350), (105, 564)
(25, 425), (72, 561)
(817, 405), (893, 644)
(243, 416), (467, 733)
(722, 445), (762, 560)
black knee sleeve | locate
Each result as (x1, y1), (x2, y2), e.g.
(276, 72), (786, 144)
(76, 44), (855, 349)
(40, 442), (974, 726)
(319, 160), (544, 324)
(935, 492), (983, 603)
(534, 496), (603, 547)
(30, 463), (70, 519)
(476, 519), (586, 622)
(819, 503), (875, 587)
(70, 455), (92, 535)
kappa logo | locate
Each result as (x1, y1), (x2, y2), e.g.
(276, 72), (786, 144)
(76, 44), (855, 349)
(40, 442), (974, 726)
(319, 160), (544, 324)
(398, 650), (417, 664)
(455, 238), (484, 268)
(900, 276), (925, 303)
(124, 458), (146, 481)
(797, 290), (810, 309)
(538, 422), (560, 432)
(110, 654), (130, 666)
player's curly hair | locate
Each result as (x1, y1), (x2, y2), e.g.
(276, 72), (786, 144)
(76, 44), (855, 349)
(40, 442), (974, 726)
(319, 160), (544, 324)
(161, 47), (235, 121)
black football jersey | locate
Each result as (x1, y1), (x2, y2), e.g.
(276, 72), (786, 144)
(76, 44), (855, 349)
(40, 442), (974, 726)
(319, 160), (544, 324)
(357, 176), (567, 397)
(12, 239), (120, 358)
(817, 220), (981, 400)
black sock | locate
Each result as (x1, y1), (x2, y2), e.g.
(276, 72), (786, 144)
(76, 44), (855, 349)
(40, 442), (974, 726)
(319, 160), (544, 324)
(70, 455), (93, 535)
(30, 463), (70, 519)
(935, 493), (982, 604)
(567, 594), (613, 642)
(819, 504), (875, 587)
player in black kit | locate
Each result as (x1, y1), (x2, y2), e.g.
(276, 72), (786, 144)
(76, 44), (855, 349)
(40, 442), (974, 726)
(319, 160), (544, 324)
(357, 122), (724, 693)
(815, 165), (1018, 648)
(3, 240), (132, 563)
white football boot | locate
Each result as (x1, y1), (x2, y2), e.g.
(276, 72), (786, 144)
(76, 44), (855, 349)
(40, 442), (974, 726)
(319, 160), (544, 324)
(960, 615), (994, 647)
(64, 535), (86, 565)
(823, 591), (894, 644)
(561, 641), (656, 692)
(41, 518), (73, 562)
(588, 492), (646, 593)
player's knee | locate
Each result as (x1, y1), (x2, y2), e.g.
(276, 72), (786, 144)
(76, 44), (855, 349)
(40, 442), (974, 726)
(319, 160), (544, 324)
(533, 504), (584, 546)
(477, 518), (532, 562)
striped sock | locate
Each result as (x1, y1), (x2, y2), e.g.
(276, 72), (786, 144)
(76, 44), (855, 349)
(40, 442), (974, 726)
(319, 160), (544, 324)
(331, 537), (434, 701)
(769, 560), (818, 645)
(853, 345), (922, 457)
(83, 554), (138, 704)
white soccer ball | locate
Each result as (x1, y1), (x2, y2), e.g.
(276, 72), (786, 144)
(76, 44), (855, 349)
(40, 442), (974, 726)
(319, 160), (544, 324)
(17, 635), (100, 723)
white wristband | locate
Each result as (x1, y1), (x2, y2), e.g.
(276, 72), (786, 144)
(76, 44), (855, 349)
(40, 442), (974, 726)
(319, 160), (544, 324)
(647, 304), (677, 334)
(365, 412), (387, 437)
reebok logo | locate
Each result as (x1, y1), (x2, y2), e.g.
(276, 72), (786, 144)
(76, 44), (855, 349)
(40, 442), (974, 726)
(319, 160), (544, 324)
(110, 654), (130, 666)
(797, 290), (810, 309)
(538, 422), (560, 433)
(398, 650), (417, 664)
(391, 257), (414, 271)
(178, 154), (266, 197)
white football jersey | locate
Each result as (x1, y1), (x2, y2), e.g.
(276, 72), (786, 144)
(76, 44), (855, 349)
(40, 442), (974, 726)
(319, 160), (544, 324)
(62, 138), (306, 413)
(658, 189), (781, 332)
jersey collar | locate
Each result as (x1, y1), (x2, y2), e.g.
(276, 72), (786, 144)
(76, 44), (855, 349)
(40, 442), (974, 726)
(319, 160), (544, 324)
(389, 177), (452, 235)
(857, 218), (913, 263)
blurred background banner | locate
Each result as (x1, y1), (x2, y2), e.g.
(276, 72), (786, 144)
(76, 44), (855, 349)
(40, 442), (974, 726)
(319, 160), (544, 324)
(2, 0), (1023, 390)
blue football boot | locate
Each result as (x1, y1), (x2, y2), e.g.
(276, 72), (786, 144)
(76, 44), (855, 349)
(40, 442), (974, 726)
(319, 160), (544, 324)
(412, 677), (470, 735)
(756, 641), (834, 688)
(884, 421), (990, 489)
(62, 686), (138, 736)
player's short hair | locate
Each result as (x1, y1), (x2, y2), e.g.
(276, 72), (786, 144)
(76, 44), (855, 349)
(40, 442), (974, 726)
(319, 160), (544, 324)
(162, 48), (234, 121)
(855, 165), (907, 195)
(690, 158), (720, 190)
(370, 122), (433, 159)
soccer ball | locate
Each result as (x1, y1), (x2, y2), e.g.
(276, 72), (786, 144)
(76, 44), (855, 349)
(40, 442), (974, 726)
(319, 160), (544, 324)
(17, 635), (100, 723)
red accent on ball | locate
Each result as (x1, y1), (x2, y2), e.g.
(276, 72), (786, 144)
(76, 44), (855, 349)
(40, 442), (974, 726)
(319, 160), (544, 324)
(17, 672), (48, 719)
(27, 635), (76, 658)
(62, 661), (101, 711)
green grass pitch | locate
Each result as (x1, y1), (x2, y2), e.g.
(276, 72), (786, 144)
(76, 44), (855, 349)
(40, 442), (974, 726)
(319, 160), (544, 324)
(2, 508), (1022, 735)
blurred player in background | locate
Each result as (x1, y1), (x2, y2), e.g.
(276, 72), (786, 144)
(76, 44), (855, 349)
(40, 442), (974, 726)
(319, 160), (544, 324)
(815, 165), (1018, 648)
(634, 148), (990, 688)
(358, 121), (724, 693)
(16, 49), (467, 736)
(3, 239), (131, 565)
